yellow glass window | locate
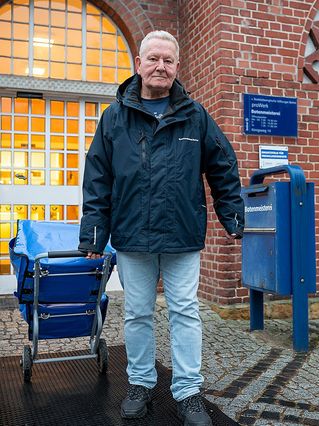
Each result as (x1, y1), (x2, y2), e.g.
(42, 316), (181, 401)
(14, 116), (28, 132)
(118, 69), (132, 83)
(30, 205), (45, 220)
(51, 27), (65, 45)
(50, 171), (63, 185)
(31, 152), (45, 168)
(14, 170), (28, 184)
(117, 36), (127, 51)
(102, 51), (116, 67)
(0, 3), (11, 21)
(51, 118), (64, 133)
(51, 0), (65, 10)
(32, 60), (49, 78)
(0, 170), (11, 184)
(0, 151), (11, 167)
(87, 14), (100, 32)
(66, 29), (82, 47)
(1, 116), (11, 131)
(85, 103), (98, 117)
(87, 49), (100, 66)
(51, 100), (64, 116)
(14, 205), (27, 220)
(118, 52), (131, 68)
(34, 8), (49, 25)
(67, 170), (78, 185)
(67, 47), (82, 63)
(51, 62), (65, 79)
(15, 98), (28, 114)
(102, 67), (116, 83)
(14, 134), (28, 149)
(102, 17), (116, 34)
(0, 58), (11, 74)
(0, 1), (133, 83)
(0, 259), (11, 274)
(85, 136), (92, 151)
(102, 34), (116, 50)
(0, 241), (9, 256)
(100, 103), (110, 115)
(1, 98), (12, 113)
(31, 170), (45, 185)
(1, 21), (12, 38)
(13, 23), (28, 40)
(51, 10), (65, 27)
(51, 45), (66, 62)
(31, 134), (45, 149)
(67, 153), (78, 168)
(50, 135), (64, 150)
(0, 133), (11, 148)
(67, 205), (78, 221)
(13, 59), (28, 76)
(31, 117), (45, 132)
(31, 99), (45, 115)
(0, 205), (11, 220)
(66, 102), (79, 117)
(68, 12), (81, 29)
(85, 120), (97, 133)
(67, 136), (78, 150)
(13, 5), (29, 23)
(67, 119), (78, 134)
(68, 0), (82, 12)
(33, 45), (49, 61)
(87, 32), (100, 49)
(0, 223), (11, 238)
(50, 152), (64, 168)
(0, 40), (11, 56)
(14, 151), (28, 168)
(50, 205), (64, 220)
(66, 63), (81, 80)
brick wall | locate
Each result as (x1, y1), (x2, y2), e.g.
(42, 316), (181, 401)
(178, 0), (319, 305)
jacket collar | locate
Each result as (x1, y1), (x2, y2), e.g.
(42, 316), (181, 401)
(116, 74), (193, 112)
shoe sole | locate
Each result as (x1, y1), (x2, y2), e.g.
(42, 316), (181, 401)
(121, 401), (151, 419)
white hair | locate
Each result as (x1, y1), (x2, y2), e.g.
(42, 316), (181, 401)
(139, 30), (179, 59)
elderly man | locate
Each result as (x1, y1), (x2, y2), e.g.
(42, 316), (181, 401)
(79, 30), (244, 425)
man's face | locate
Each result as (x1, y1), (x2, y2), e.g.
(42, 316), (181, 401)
(135, 38), (180, 99)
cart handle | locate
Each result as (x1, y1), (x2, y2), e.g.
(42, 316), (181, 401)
(35, 250), (108, 260)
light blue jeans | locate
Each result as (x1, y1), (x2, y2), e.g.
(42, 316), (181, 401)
(117, 251), (203, 401)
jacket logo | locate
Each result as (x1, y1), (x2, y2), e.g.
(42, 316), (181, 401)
(178, 137), (199, 142)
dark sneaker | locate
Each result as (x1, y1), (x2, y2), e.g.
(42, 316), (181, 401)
(121, 384), (152, 419)
(177, 393), (212, 426)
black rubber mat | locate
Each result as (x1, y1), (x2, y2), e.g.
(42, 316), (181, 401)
(0, 345), (238, 426)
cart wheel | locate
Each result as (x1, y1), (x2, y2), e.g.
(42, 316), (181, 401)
(22, 345), (32, 383)
(97, 339), (108, 374)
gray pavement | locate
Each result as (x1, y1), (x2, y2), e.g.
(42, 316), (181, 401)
(1, 291), (319, 425)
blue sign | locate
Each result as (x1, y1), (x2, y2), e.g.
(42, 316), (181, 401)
(244, 94), (297, 137)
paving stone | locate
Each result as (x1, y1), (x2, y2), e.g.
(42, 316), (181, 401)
(1, 292), (319, 425)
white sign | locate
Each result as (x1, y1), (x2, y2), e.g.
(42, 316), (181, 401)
(259, 145), (288, 169)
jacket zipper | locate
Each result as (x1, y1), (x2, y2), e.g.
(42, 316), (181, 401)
(93, 226), (97, 246)
(138, 133), (147, 169)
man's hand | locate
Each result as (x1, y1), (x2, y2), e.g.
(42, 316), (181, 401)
(86, 251), (102, 259)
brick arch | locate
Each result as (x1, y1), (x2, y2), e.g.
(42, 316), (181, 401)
(297, 0), (319, 82)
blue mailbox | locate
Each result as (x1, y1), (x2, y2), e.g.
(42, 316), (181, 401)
(242, 165), (316, 352)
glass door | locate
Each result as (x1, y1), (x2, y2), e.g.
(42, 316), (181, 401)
(0, 96), (109, 290)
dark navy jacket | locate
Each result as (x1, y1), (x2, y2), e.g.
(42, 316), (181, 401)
(79, 74), (244, 254)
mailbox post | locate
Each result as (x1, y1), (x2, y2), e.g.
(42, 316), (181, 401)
(242, 165), (316, 352)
